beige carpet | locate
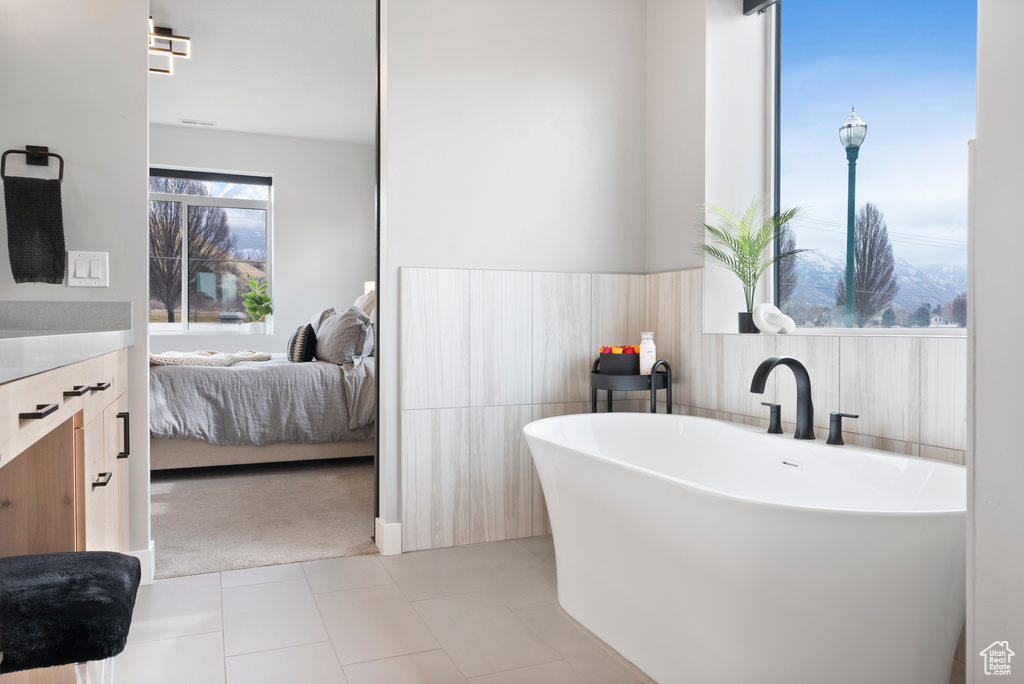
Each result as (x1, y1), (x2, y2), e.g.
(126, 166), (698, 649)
(151, 457), (378, 579)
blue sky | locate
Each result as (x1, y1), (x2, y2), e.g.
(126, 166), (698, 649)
(780, 0), (976, 267)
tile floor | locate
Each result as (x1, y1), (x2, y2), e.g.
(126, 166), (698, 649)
(115, 535), (652, 684)
(116, 534), (968, 684)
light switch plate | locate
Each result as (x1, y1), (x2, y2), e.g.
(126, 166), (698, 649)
(67, 251), (109, 287)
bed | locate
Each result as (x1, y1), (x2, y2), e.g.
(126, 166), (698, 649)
(150, 352), (375, 470)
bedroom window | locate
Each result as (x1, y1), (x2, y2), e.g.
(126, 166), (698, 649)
(148, 168), (272, 333)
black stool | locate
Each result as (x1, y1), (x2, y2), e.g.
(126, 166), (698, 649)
(0, 551), (141, 683)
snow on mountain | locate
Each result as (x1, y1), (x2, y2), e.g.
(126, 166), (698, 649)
(786, 252), (966, 310)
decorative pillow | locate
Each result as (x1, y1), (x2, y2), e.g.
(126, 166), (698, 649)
(353, 289), (375, 316)
(286, 324), (317, 363)
(309, 307), (336, 336)
(315, 306), (374, 364)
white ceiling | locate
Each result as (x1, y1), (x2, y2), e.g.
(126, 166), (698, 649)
(148, 0), (376, 144)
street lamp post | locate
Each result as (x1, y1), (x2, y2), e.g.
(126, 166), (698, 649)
(839, 108), (867, 328)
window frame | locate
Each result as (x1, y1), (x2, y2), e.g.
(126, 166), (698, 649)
(768, 2), (967, 337)
(148, 174), (274, 335)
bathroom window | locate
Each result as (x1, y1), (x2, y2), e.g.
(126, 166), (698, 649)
(148, 169), (272, 333)
(775, 0), (975, 330)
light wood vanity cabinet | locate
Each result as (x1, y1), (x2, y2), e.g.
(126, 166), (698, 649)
(0, 349), (129, 558)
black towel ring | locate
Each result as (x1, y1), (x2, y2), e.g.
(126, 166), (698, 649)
(1, 147), (64, 183)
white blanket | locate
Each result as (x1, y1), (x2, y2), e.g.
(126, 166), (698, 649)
(149, 349), (272, 367)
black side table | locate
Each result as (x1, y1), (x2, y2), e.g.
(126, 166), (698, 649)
(591, 358), (672, 414)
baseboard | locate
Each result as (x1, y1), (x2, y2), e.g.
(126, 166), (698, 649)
(374, 518), (402, 555)
(129, 540), (156, 585)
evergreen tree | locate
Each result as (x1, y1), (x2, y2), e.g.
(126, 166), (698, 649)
(909, 304), (932, 327)
(881, 308), (896, 327)
(950, 292), (967, 327)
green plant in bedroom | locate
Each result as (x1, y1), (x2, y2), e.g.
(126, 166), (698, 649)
(241, 276), (273, 322)
(693, 197), (806, 314)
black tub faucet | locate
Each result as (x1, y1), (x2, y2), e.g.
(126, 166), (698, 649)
(750, 356), (815, 440)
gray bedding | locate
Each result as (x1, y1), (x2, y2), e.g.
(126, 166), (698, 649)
(150, 353), (375, 446)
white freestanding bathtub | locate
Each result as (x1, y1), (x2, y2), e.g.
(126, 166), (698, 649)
(523, 413), (965, 684)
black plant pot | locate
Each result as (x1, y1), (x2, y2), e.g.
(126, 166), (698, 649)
(738, 312), (760, 334)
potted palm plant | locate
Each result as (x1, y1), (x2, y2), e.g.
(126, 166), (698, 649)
(694, 198), (805, 333)
(242, 276), (273, 334)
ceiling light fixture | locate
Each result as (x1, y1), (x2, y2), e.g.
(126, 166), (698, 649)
(149, 17), (190, 75)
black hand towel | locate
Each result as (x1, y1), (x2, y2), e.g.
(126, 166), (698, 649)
(3, 176), (65, 284)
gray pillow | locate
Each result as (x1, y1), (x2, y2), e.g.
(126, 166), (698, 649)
(309, 307), (336, 336)
(315, 306), (374, 364)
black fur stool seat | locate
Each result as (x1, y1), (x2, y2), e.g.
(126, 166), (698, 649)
(0, 551), (142, 673)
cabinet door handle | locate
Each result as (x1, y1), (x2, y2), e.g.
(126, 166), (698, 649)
(117, 411), (130, 459)
(20, 403), (58, 419)
(91, 382), (111, 392)
(93, 472), (112, 487)
(64, 385), (91, 397)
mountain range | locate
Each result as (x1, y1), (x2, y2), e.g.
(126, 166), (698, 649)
(786, 251), (967, 310)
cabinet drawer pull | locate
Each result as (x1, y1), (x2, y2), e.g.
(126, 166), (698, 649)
(20, 403), (58, 419)
(64, 385), (91, 397)
(93, 472), (112, 487)
(117, 411), (130, 459)
(91, 382), (111, 392)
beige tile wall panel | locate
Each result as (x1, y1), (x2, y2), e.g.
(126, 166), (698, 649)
(591, 273), (647, 400)
(920, 337), (967, 451)
(531, 273), (591, 404)
(643, 270), (684, 403)
(840, 336), (922, 444)
(679, 269), (705, 407)
(402, 408), (470, 551)
(400, 268), (470, 410)
(469, 405), (534, 543)
(469, 270), (533, 407)
(693, 333), (725, 412)
(722, 334), (778, 419)
(775, 335), (841, 429)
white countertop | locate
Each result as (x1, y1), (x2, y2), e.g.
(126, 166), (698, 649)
(0, 328), (135, 384)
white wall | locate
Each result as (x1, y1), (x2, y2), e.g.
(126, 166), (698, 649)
(970, 1), (1024, 679)
(148, 125), (376, 354)
(0, 0), (151, 551)
(646, 0), (706, 274)
(703, 0), (771, 333)
(380, 0), (649, 525)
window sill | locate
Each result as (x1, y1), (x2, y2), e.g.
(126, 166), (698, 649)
(720, 327), (967, 338)
(148, 327), (273, 336)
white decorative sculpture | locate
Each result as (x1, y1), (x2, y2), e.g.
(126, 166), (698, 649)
(752, 303), (796, 335)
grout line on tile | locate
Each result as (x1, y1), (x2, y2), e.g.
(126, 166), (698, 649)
(339, 646), (448, 669)
(223, 638), (333, 661)
(127, 628), (226, 647)
(306, 570), (353, 675)
(463, 658), (571, 681)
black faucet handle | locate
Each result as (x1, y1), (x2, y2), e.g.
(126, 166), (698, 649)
(761, 402), (783, 435)
(826, 412), (859, 445)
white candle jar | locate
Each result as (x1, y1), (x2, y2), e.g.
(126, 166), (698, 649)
(639, 332), (656, 375)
